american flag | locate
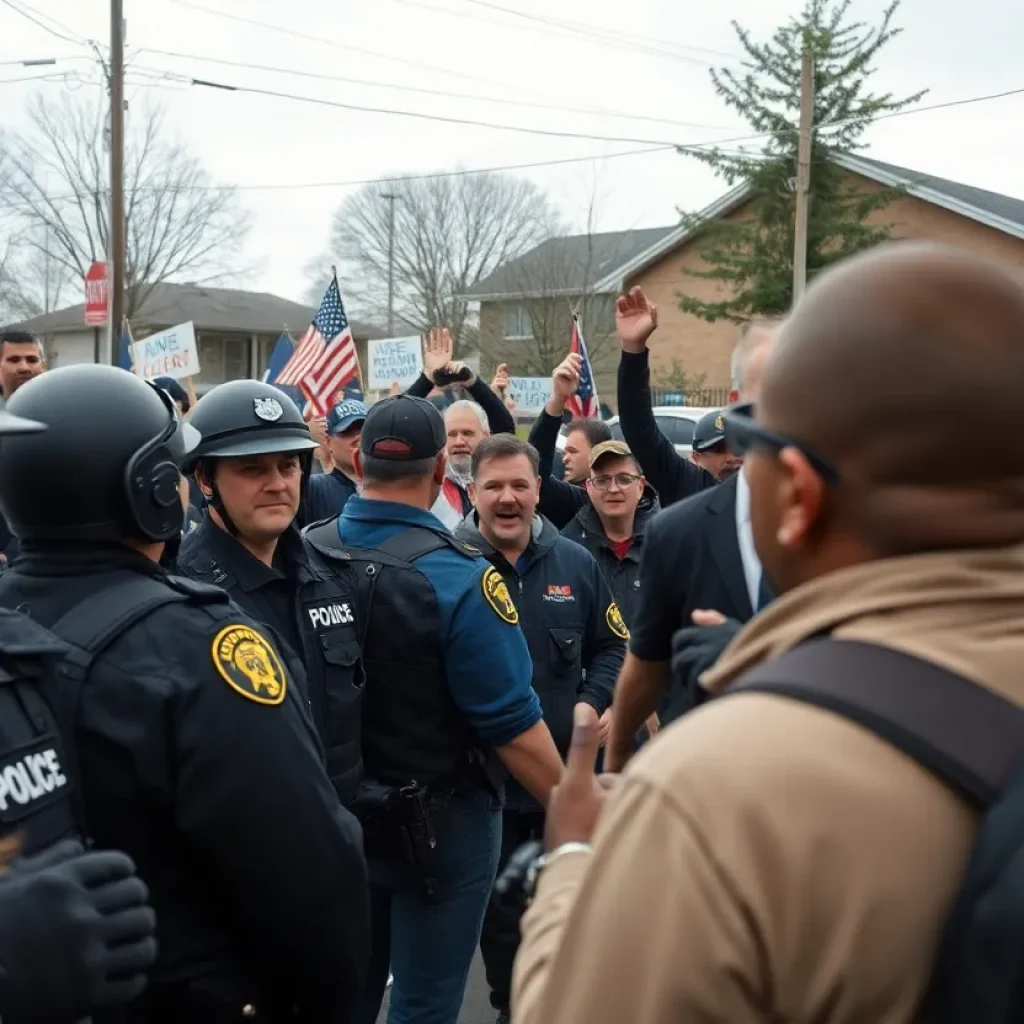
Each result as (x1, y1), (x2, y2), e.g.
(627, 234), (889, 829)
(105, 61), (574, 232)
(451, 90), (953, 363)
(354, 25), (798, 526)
(275, 276), (359, 415)
(565, 314), (600, 419)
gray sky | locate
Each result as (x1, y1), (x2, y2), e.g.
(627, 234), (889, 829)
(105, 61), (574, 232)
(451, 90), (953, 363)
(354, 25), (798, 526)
(2, 0), (1022, 305)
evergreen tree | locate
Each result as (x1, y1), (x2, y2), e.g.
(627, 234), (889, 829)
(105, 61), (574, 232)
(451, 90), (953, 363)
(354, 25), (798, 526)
(678, 0), (925, 322)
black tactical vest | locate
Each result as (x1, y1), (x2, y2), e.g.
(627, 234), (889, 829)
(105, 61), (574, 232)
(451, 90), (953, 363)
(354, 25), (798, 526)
(0, 609), (80, 855)
(178, 537), (364, 806)
(304, 522), (489, 792)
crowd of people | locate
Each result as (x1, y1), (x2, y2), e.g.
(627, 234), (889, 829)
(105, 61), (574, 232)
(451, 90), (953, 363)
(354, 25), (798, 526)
(0, 238), (1018, 1023)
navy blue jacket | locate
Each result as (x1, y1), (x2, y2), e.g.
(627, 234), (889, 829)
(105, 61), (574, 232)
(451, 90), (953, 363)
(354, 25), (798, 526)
(454, 513), (626, 764)
(305, 469), (358, 525)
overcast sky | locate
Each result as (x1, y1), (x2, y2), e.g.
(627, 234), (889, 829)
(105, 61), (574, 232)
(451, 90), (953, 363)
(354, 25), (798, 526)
(2, 0), (1022, 306)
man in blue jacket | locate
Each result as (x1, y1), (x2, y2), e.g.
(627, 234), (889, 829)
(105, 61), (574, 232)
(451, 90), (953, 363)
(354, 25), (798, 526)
(455, 433), (627, 1024)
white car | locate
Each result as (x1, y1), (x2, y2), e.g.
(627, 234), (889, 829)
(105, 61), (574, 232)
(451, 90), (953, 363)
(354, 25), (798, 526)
(556, 406), (720, 458)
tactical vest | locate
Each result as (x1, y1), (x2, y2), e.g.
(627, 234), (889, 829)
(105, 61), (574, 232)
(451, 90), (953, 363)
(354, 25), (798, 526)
(0, 610), (80, 855)
(304, 522), (490, 792)
(178, 538), (364, 806)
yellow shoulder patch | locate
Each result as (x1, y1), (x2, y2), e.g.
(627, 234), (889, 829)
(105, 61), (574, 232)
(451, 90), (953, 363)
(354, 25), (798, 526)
(606, 602), (629, 640)
(211, 624), (288, 705)
(481, 566), (519, 625)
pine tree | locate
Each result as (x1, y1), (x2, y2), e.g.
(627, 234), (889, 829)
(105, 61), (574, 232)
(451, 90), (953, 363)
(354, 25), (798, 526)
(678, 0), (925, 322)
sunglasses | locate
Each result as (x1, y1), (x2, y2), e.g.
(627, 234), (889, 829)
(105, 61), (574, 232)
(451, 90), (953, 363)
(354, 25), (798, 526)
(722, 402), (839, 484)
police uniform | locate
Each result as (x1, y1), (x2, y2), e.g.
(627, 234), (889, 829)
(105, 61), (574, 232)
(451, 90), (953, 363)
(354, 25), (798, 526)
(307, 395), (543, 1024)
(179, 380), (364, 805)
(0, 404), (158, 1023)
(0, 365), (369, 1023)
(455, 508), (626, 1017)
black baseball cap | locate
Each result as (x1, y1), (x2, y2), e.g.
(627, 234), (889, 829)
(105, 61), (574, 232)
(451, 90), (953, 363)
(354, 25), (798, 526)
(360, 395), (446, 460)
(692, 410), (727, 452)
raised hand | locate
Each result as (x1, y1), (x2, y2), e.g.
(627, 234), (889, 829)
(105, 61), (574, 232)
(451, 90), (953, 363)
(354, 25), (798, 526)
(552, 353), (582, 402)
(491, 363), (510, 395)
(616, 286), (659, 353)
(422, 328), (454, 383)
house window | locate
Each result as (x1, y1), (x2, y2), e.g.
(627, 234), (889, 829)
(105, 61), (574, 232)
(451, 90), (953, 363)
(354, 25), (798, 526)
(505, 305), (532, 339)
(587, 295), (616, 334)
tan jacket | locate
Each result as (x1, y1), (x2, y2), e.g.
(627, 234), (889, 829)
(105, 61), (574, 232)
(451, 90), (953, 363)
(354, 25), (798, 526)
(513, 545), (1024, 1024)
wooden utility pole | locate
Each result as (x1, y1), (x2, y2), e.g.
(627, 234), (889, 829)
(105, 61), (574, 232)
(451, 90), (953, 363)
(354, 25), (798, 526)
(382, 192), (397, 335)
(792, 43), (815, 303)
(109, 0), (126, 363)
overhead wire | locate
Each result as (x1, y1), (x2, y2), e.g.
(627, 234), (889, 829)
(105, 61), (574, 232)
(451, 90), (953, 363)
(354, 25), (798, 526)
(136, 49), (737, 132)
(0, 0), (89, 46)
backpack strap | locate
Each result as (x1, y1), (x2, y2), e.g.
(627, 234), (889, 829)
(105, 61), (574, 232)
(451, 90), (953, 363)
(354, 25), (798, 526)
(725, 638), (1024, 810)
(375, 527), (454, 564)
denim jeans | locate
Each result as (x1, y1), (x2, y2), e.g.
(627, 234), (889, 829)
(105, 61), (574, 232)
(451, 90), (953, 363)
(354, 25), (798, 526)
(352, 787), (502, 1024)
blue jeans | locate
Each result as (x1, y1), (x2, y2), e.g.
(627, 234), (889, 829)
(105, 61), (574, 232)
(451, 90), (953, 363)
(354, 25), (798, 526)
(352, 788), (502, 1024)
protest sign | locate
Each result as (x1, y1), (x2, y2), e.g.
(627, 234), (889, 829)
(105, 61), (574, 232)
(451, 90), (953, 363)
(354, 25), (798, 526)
(132, 322), (200, 381)
(368, 337), (423, 390)
(507, 376), (551, 414)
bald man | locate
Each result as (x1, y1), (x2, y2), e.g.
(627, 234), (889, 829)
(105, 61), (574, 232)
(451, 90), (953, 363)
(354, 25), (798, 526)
(605, 322), (778, 768)
(512, 242), (1024, 1024)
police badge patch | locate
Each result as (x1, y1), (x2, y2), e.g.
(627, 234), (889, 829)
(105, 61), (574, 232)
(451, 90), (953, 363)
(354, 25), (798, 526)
(254, 397), (284, 422)
(211, 624), (288, 705)
(481, 567), (519, 625)
(606, 602), (629, 640)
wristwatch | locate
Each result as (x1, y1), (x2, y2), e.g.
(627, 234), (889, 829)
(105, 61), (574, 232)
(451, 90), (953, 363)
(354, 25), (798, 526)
(524, 841), (592, 902)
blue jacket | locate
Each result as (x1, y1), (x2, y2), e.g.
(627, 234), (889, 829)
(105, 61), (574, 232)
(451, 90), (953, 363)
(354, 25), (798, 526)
(305, 469), (358, 525)
(337, 497), (541, 749)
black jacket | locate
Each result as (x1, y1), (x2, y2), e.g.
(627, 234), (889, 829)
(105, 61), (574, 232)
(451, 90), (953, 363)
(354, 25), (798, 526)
(617, 350), (718, 507)
(528, 409), (588, 529)
(454, 514), (625, 775)
(405, 373), (516, 436)
(559, 484), (660, 630)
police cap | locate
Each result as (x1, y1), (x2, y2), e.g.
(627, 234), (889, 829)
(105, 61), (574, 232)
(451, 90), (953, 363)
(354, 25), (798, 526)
(184, 379), (319, 470)
(692, 410), (727, 452)
(0, 364), (199, 543)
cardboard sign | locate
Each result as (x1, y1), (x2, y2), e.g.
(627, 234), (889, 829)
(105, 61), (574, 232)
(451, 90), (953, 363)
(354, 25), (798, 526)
(132, 321), (200, 380)
(368, 336), (423, 391)
(507, 376), (551, 414)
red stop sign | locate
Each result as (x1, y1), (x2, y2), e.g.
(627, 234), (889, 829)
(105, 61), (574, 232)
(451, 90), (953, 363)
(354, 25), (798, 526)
(84, 261), (109, 326)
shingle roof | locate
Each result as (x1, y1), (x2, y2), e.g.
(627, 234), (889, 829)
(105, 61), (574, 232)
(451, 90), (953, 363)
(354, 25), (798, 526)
(836, 153), (1024, 234)
(3, 281), (383, 338)
(464, 226), (677, 300)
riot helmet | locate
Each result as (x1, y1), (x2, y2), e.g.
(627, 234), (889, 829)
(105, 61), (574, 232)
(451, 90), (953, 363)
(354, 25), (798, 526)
(0, 364), (199, 543)
(184, 379), (318, 535)
(0, 410), (45, 436)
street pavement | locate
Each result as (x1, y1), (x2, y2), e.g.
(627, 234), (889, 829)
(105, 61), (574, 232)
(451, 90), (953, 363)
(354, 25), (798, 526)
(376, 951), (495, 1024)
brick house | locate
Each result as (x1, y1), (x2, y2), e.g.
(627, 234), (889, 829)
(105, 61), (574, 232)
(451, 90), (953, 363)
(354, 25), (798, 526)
(2, 282), (383, 395)
(467, 154), (1024, 410)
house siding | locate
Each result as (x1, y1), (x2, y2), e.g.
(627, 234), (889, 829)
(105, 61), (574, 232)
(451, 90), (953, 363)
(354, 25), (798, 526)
(626, 171), (1024, 390)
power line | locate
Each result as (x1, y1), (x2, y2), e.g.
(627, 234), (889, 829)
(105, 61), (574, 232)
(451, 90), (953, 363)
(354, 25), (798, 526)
(164, 0), (560, 102)
(137, 49), (737, 132)
(0, 0), (89, 46)
(0, 144), (677, 207)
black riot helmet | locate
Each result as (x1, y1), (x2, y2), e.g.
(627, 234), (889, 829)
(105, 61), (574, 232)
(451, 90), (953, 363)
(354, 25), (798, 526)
(183, 380), (319, 535)
(0, 364), (199, 543)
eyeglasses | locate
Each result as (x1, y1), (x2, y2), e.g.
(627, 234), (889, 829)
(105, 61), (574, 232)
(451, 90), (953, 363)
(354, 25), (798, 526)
(722, 402), (839, 484)
(589, 472), (641, 491)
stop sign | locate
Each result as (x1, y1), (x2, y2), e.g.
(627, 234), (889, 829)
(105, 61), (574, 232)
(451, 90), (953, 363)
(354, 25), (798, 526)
(84, 261), (109, 326)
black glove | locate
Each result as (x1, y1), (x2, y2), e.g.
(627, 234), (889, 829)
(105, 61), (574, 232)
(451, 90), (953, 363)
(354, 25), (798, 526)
(670, 617), (743, 712)
(0, 839), (158, 1024)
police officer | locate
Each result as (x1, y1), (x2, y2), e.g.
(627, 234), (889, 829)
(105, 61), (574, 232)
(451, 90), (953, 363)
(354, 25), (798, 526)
(689, 408), (743, 481)
(0, 404), (157, 1023)
(0, 364), (369, 1023)
(303, 394), (565, 1024)
(178, 378), (365, 805)
(454, 433), (627, 1024)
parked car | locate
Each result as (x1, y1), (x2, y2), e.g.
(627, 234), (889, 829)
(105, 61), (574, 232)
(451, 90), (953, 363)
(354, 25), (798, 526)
(556, 406), (719, 458)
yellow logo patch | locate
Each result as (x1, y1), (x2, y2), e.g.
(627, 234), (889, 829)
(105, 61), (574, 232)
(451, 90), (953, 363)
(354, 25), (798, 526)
(211, 625), (287, 705)
(606, 602), (629, 640)
(481, 567), (519, 625)
(714, 414), (724, 431)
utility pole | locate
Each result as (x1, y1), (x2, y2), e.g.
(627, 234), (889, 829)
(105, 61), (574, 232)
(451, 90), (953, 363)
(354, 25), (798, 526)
(382, 192), (397, 335)
(792, 42), (815, 303)
(109, 0), (126, 363)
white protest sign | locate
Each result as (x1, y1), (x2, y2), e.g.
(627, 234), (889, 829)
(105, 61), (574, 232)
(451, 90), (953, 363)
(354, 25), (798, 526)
(507, 376), (551, 413)
(132, 321), (200, 380)
(368, 336), (423, 390)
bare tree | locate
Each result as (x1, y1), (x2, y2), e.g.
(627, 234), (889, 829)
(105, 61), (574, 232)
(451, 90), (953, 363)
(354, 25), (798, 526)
(0, 92), (252, 320)
(322, 172), (561, 353)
